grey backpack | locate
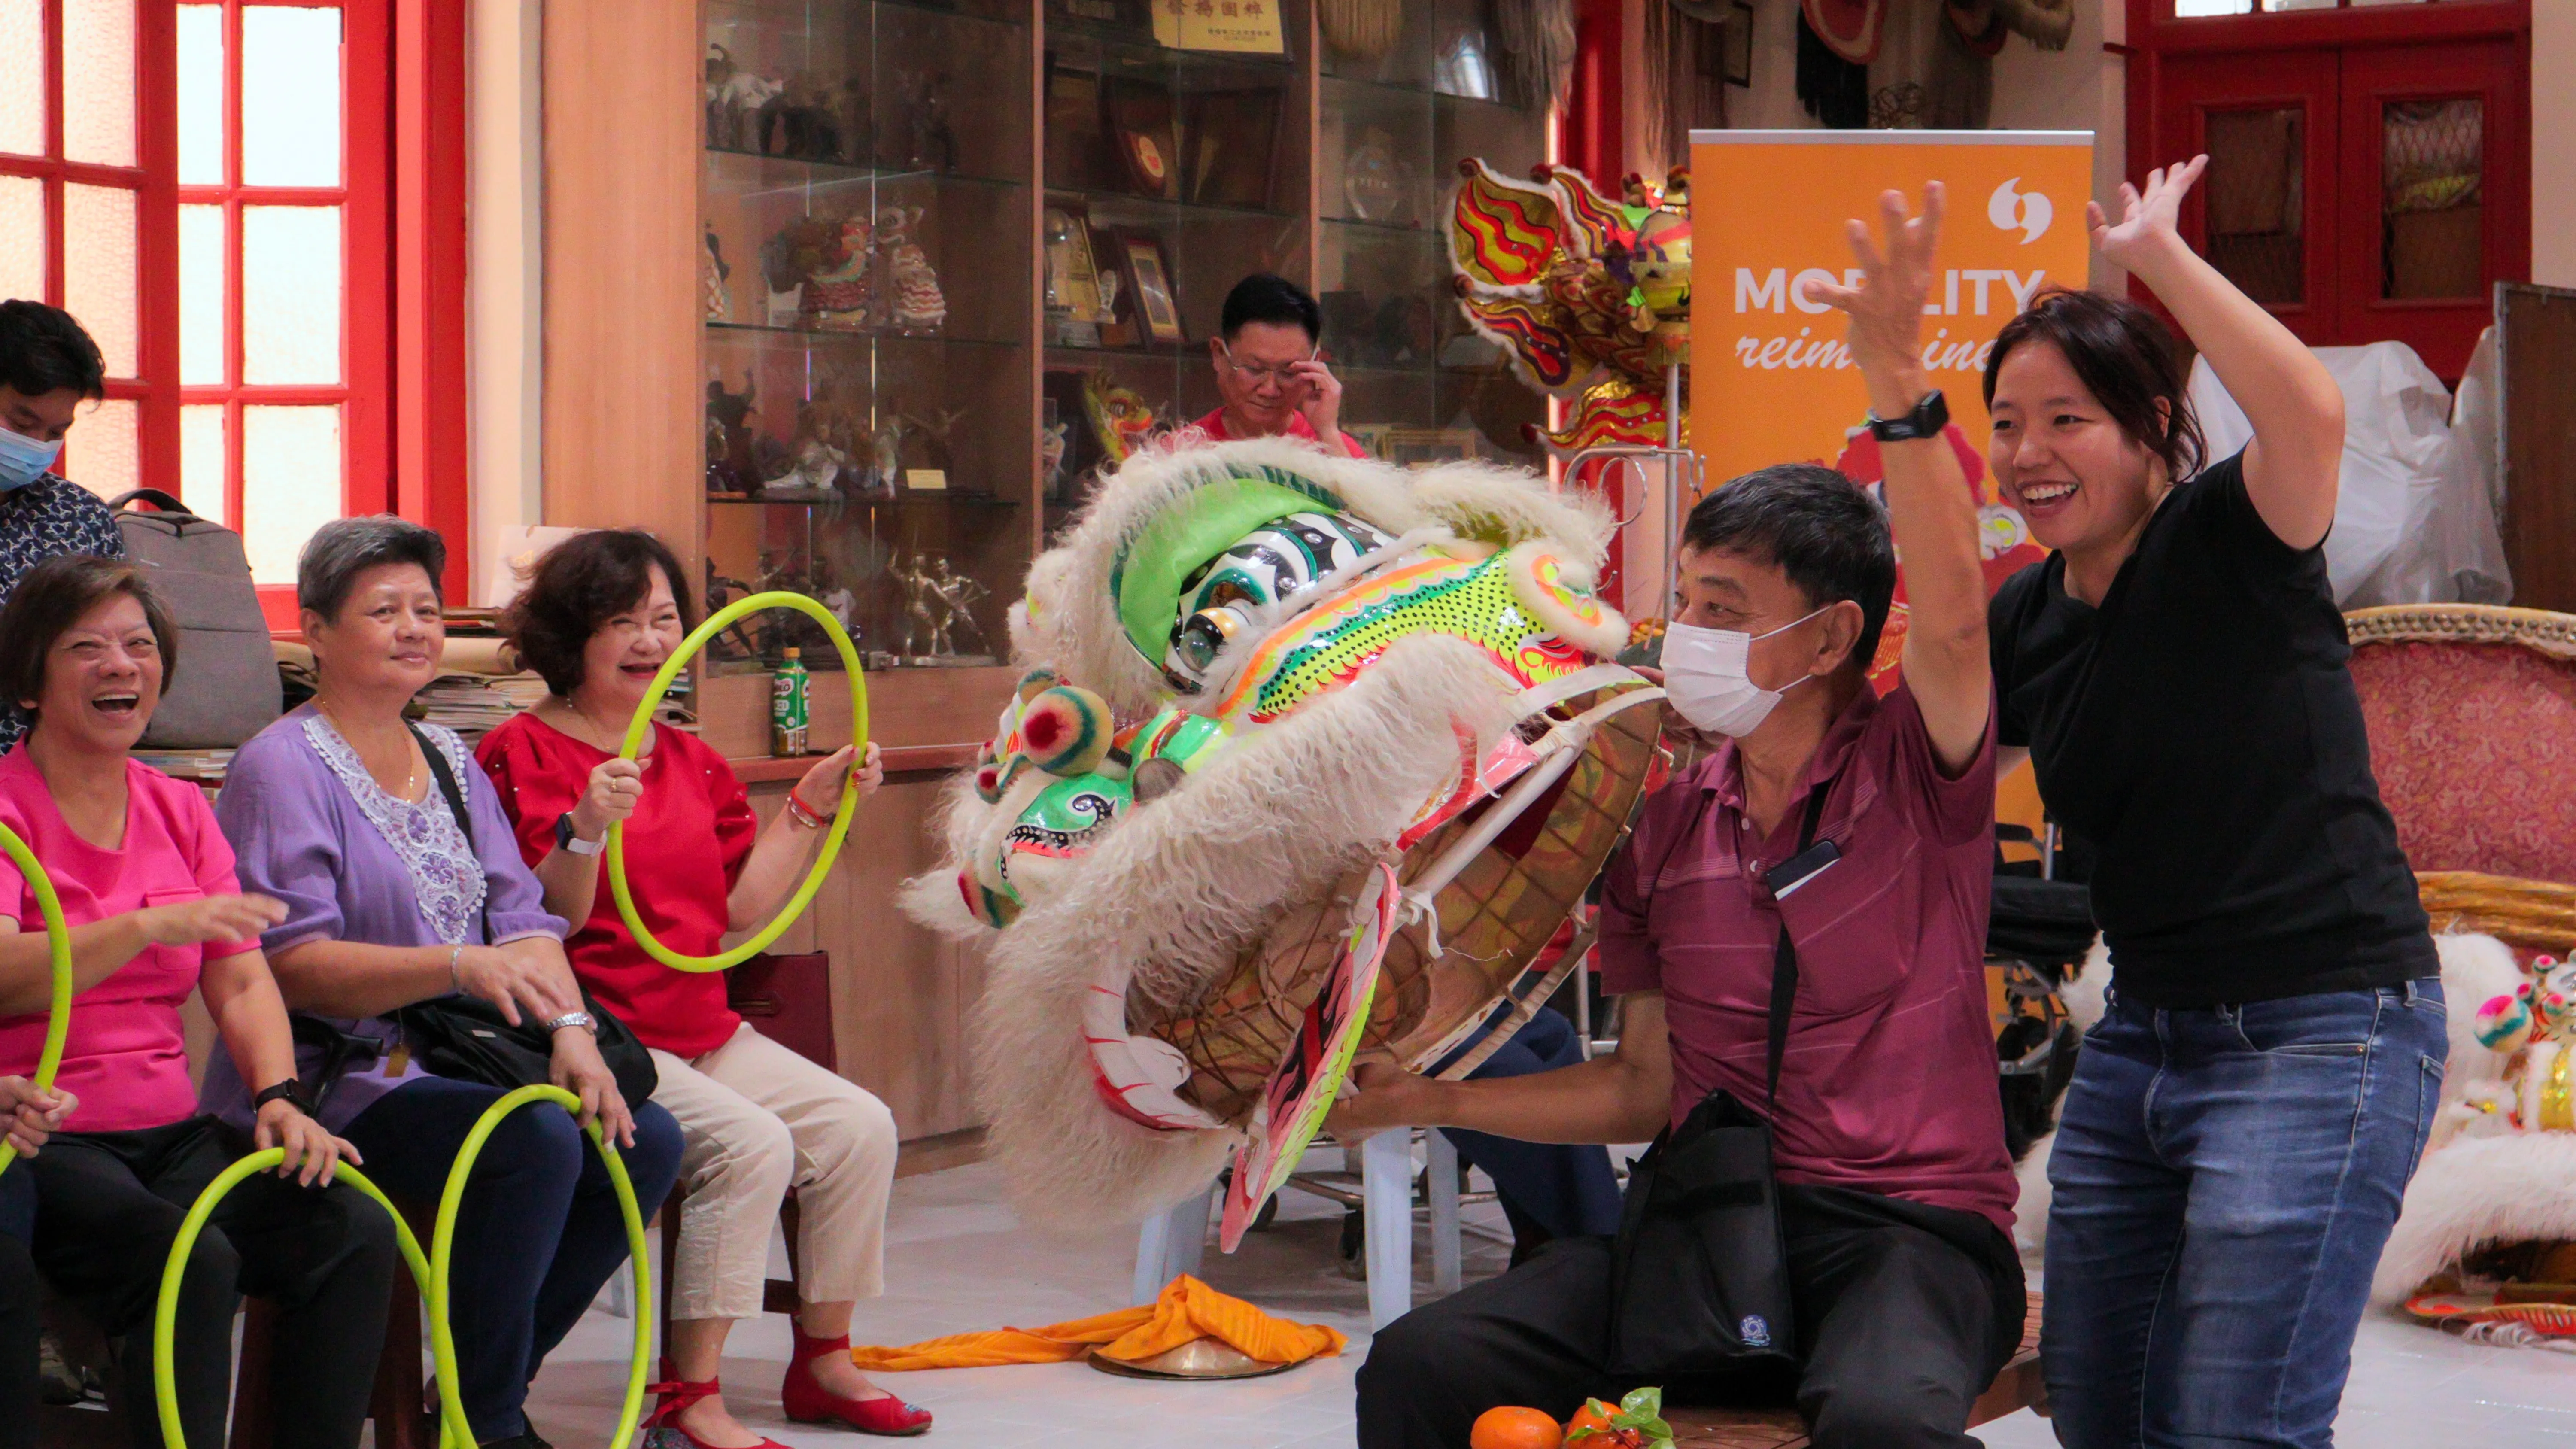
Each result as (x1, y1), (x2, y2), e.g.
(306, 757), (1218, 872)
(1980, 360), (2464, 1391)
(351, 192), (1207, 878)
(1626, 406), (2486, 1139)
(109, 490), (282, 748)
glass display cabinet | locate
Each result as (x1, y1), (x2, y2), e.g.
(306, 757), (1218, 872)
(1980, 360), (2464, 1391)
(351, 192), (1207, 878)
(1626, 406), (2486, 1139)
(695, 0), (1550, 680)
(701, 0), (1036, 675)
(1318, 0), (1549, 470)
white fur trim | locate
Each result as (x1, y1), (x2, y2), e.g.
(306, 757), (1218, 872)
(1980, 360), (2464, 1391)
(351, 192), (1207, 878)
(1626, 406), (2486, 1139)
(1504, 541), (1631, 657)
(967, 633), (1525, 1226)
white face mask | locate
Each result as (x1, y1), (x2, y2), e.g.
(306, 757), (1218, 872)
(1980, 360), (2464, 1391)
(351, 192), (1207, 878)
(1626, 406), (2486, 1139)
(1661, 605), (1832, 738)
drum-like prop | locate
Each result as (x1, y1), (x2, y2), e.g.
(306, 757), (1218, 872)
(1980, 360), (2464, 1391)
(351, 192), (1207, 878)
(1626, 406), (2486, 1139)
(1149, 681), (1665, 1125)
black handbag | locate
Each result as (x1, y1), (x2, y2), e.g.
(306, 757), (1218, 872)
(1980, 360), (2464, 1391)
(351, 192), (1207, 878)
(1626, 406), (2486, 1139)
(1604, 787), (1832, 1382)
(392, 724), (659, 1105)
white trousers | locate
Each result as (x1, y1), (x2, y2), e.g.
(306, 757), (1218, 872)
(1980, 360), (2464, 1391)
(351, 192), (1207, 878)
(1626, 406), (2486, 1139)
(649, 1023), (899, 1321)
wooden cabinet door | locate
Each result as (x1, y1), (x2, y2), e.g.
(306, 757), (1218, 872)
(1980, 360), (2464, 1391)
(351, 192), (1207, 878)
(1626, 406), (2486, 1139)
(2158, 49), (2342, 344)
(2337, 39), (2528, 378)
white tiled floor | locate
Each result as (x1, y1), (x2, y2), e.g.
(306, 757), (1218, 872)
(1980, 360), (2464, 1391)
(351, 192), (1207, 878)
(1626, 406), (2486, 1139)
(528, 1151), (2576, 1448)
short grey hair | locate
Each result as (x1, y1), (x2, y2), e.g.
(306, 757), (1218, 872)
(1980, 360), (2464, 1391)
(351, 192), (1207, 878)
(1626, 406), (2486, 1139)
(298, 515), (447, 621)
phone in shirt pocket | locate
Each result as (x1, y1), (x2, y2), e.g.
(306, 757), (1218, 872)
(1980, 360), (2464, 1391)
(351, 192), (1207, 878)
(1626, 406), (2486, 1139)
(1772, 833), (1923, 1018)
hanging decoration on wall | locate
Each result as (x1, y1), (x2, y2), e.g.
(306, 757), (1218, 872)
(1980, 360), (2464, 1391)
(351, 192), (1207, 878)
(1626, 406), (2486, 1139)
(898, 438), (1665, 1237)
(1446, 159), (1692, 452)
(1315, 0), (1404, 60)
(1646, 1), (1731, 167)
(1489, 0), (1578, 113)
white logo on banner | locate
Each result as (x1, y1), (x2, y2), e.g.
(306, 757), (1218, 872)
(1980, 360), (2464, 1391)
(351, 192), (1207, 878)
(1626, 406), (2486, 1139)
(1988, 178), (2053, 245)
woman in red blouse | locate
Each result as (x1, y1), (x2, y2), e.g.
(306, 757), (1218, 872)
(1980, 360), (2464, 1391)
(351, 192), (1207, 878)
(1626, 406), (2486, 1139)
(477, 531), (924, 1446)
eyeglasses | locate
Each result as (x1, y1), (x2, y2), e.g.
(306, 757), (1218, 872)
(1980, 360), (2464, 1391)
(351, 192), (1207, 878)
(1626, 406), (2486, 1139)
(1218, 340), (1319, 387)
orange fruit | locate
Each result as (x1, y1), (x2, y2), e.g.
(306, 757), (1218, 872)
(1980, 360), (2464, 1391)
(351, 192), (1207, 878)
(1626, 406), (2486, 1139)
(1470, 1405), (1564, 1449)
(1565, 1400), (1620, 1440)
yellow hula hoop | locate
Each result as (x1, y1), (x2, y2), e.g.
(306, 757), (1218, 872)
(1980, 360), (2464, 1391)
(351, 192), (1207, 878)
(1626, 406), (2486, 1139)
(151, 1088), (654, 1449)
(0, 821), (73, 1177)
(153, 1155), (476, 1449)
(608, 590), (869, 973)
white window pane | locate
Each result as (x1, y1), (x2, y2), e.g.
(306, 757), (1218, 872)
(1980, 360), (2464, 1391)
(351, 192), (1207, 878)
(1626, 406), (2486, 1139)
(64, 398), (137, 500)
(241, 7), (341, 188)
(64, 183), (138, 377)
(0, 0), (43, 158)
(0, 176), (42, 302)
(177, 6), (225, 186)
(2173, 0), (2251, 11)
(181, 404), (230, 526)
(180, 204), (226, 385)
(242, 206), (340, 384)
(243, 405), (340, 584)
(64, 0), (137, 168)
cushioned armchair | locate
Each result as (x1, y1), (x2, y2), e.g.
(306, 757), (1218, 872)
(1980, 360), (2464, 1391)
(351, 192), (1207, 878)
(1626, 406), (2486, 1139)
(2345, 604), (2576, 952)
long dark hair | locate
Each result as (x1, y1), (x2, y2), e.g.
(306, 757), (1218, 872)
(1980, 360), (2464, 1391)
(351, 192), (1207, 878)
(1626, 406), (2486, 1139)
(1985, 288), (2207, 482)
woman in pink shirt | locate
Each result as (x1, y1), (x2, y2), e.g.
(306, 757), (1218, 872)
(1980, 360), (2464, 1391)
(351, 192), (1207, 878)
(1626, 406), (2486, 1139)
(0, 555), (396, 1449)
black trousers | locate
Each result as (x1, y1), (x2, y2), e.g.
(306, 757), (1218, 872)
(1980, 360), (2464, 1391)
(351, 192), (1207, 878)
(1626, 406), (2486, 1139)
(23, 1115), (398, 1449)
(0, 1170), (36, 1449)
(1357, 1185), (2026, 1449)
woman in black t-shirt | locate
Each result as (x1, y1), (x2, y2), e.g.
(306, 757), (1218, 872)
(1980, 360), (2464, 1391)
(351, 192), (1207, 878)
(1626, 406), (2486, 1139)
(1984, 159), (2444, 1449)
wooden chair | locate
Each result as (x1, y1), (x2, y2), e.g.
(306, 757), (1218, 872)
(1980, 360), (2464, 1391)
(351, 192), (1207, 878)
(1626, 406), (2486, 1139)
(2343, 604), (2576, 952)
(1665, 1291), (2046, 1447)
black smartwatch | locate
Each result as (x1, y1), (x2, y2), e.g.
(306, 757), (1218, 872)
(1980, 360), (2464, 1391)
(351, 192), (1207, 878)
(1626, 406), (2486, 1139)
(1867, 388), (1950, 443)
(251, 1080), (309, 1115)
(555, 812), (606, 857)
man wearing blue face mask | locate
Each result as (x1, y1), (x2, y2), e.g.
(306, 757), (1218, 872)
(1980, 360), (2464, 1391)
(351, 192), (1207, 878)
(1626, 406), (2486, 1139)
(1343, 187), (2022, 1449)
(0, 301), (126, 753)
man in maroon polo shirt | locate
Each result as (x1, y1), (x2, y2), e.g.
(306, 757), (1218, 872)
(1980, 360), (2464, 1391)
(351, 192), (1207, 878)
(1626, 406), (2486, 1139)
(1340, 186), (2020, 1449)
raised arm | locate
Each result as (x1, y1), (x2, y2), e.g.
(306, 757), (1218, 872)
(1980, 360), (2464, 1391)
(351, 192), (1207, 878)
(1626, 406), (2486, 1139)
(2098, 157), (2344, 548)
(1805, 184), (1991, 775)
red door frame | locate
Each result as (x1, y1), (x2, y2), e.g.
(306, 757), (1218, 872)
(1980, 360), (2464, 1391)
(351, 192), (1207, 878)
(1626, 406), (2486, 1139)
(393, 0), (469, 604)
(2124, 0), (2531, 376)
(2154, 48), (2342, 346)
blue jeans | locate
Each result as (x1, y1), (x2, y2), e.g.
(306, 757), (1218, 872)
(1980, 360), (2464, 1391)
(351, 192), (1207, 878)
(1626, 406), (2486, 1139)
(343, 1077), (684, 1442)
(1437, 1009), (1625, 1242)
(2041, 981), (2445, 1449)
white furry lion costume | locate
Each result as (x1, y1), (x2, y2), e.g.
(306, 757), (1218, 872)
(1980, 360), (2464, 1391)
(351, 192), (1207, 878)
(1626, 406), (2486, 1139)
(901, 437), (1665, 1230)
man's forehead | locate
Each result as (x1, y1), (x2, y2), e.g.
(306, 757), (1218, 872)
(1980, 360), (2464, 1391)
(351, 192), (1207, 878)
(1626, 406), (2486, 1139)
(1226, 322), (1311, 359)
(1675, 544), (1790, 595)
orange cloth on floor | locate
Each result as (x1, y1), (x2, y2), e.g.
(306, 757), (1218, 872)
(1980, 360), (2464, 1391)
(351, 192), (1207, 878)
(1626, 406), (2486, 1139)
(847, 1274), (1348, 1371)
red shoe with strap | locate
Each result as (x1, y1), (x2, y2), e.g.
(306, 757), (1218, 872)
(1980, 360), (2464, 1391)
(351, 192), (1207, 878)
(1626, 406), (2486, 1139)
(642, 1362), (793, 1449)
(780, 1327), (933, 1437)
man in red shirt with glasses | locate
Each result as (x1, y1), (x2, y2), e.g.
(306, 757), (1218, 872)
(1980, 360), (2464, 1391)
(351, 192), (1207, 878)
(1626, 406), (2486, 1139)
(1194, 274), (1368, 458)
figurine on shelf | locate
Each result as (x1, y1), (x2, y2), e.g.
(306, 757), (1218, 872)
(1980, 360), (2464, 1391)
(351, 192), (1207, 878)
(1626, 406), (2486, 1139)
(711, 61), (783, 153)
(760, 400), (848, 501)
(702, 560), (762, 662)
(771, 73), (843, 162)
(799, 212), (875, 329)
(759, 216), (831, 324)
(703, 224), (731, 321)
(878, 206), (947, 334)
(705, 374), (777, 495)
(1079, 370), (1160, 465)
(849, 413), (904, 501)
(894, 69), (960, 173)
(930, 559), (990, 658)
(893, 553), (945, 659)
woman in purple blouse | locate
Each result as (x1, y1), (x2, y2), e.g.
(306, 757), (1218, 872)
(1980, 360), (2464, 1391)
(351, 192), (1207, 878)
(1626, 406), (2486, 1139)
(208, 517), (683, 1449)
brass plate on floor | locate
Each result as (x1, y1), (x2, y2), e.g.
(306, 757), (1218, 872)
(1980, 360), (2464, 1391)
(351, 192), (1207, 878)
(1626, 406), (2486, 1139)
(1085, 1341), (1300, 1381)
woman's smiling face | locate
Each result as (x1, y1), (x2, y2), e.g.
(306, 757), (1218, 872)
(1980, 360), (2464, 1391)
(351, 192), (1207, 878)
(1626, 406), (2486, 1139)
(1987, 338), (2164, 556)
(29, 592), (162, 753)
(576, 562), (686, 714)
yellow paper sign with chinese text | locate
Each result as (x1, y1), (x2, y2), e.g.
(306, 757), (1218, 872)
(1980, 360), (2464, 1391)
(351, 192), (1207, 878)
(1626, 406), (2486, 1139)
(1153, 0), (1286, 53)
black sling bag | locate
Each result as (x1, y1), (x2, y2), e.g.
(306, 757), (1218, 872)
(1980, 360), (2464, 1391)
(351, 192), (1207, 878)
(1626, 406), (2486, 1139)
(1604, 784), (1832, 1382)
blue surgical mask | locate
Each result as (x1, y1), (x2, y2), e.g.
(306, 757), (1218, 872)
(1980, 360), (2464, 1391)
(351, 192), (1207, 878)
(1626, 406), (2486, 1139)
(0, 425), (63, 493)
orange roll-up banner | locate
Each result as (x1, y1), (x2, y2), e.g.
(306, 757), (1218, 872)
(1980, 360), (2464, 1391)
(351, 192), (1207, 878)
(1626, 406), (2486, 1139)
(1689, 129), (2094, 488)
